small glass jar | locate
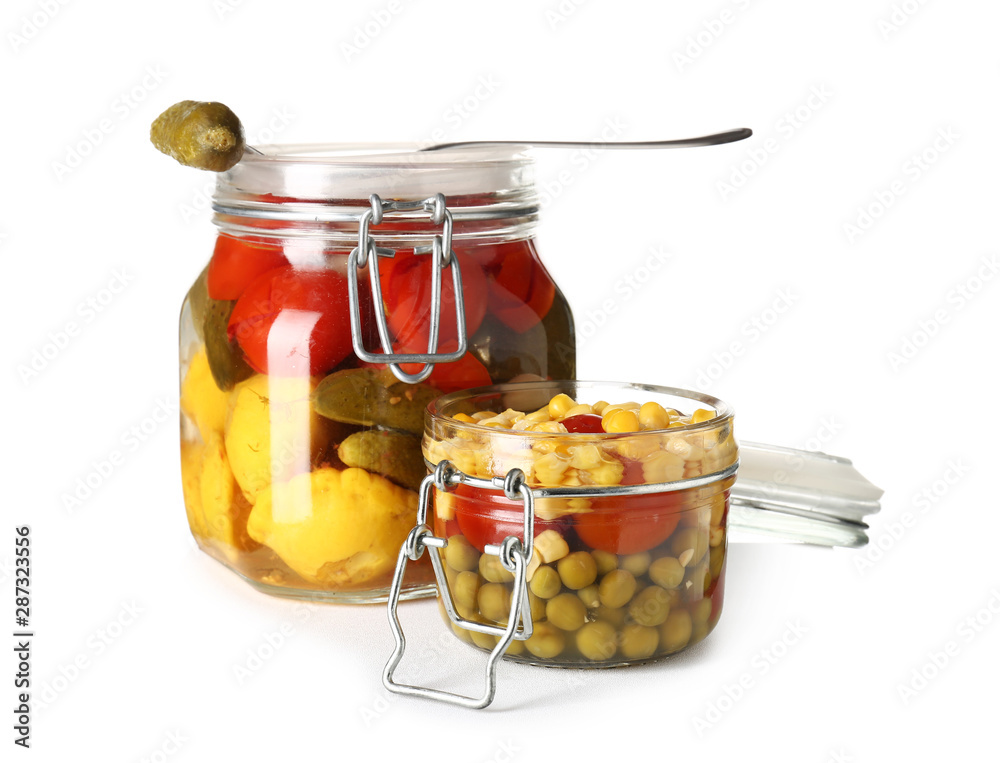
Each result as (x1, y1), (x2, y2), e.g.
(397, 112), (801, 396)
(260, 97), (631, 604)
(419, 381), (737, 667)
(178, 145), (575, 603)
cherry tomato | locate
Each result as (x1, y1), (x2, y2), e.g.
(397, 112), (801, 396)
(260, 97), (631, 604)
(562, 413), (605, 433)
(451, 483), (567, 552)
(469, 240), (556, 333)
(399, 351), (492, 394)
(574, 490), (685, 555)
(228, 265), (353, 376)
(207, 235), (288, 300)
(382, 250), (489, 353)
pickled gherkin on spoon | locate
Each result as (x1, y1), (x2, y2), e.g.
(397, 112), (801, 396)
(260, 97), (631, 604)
(150, 100), (246, 171)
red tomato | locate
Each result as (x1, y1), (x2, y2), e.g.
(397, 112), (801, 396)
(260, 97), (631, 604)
(574, 490), (685, 555)
(562, 414), (605, 433)
(399, 351), (492, 394)
(227, 266), (354, 376)
(382, 250), (489, 352)
(207, 235), (288, 300)
(472, 240), (556, 333)
(451, 483), (567, 552)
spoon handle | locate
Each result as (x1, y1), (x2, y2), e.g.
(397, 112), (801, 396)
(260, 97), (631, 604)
(422, 127), (752, 152)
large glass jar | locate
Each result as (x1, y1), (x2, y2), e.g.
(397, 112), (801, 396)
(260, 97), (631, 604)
(420, 381), (736, 667)
(178, 145), (575, 603)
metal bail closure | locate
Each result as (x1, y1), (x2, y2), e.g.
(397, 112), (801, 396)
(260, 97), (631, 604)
(383, 462), (535, 709)
(347, 193), (468, 385)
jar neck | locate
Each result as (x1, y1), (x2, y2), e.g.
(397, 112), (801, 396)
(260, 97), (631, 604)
(211, 145), (540, 247)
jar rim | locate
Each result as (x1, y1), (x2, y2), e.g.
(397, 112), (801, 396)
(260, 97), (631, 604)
(426, 380), (735, 437)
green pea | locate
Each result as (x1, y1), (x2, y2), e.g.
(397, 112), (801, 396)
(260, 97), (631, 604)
(445, 535), (480, 572)
(478, 583), (512, 623)
(599, 569), (637, 609)
(592, 549), (618, 576)
(529, 565), (561, 599)
(628, 585), (671, 627)
(659, 610), (693, 654)
(597, 606), (626, 628)
(620, 624), (659, 660)
(577, 584), (601, 609)
(672, 527), (708, 567)
(557, 551), (597, 590)
(528, 591), (546, 622)
(471, 629), (498, 650)
(479, 553), (515, 583)
(546, 593), (587, 632)
(621, 552), (651, 577)
(576, 621), (617, 661)
(525, 622), (566, 659)
(453, 570), (480, 611)
(648, 556), (685, 589)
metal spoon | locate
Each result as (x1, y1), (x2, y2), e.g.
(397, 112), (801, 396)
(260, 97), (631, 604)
(420, 127), (752, 151)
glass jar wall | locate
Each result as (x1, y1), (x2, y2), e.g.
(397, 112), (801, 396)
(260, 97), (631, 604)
(179, 145), (575, 602)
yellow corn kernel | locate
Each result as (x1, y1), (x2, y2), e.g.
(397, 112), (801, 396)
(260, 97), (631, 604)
(498, 408), (524, 425)
(449, 449), (477, 475)
(527, 420), (569, 434)
(604, 409), (640, 433)
(548, 393), (577, 419)
(479, 418), (509, 428)
(586, 458), (625, 487)
(665, 437), (706, 461)
(691, 408), (715, 424)
(613, 437), (661, 461)
(638, 402), (670, 431)
(569, 444), (603, 470)
(434, 492), (457, 521)
(534, 452), (571, 484)
(641, 451), (685, 483)
(561, 403), (593, 419)
(534, 529), (570, 563)
(525, 409), (552, 424)
(526, 547), (543, 582)
(532, 438), (567, 456)
(452, 412), (476, 424)
(591, 400), (609, 415)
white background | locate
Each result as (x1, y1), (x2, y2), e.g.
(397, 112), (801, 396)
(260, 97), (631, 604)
(4, 0), (999, 760)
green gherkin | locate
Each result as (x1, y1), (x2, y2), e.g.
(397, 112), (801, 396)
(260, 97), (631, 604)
(202, 297), (254, 391)
(313, 368), (440, 435)
(150, 100), (245, 171)
(338, 430), (426, 492)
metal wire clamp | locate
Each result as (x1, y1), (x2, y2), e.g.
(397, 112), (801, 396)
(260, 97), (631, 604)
(383, 461), (535, 709)
(347, 193), (468, 384)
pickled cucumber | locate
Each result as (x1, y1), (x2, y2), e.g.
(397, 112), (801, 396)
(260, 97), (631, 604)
(313, 368), (439, 434)
(186, 266), (209, 342)
(150, 101), (245, 172)
(203, 297), (253, 391)
(337, 430), (426, 492)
